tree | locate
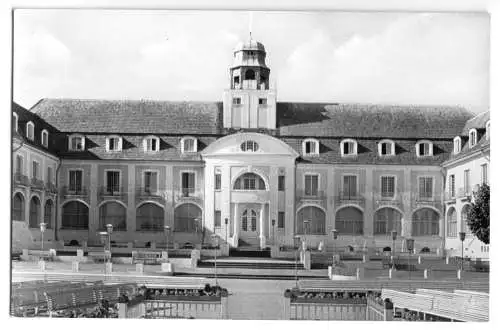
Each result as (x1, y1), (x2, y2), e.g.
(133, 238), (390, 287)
(466, 184), (490, 244)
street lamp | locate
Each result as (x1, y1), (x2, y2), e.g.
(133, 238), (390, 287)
(391, 230), (398, 265)
(271, 219), (276, 244)
(164, 225), (171, 260)
(459, 232), (466, 271)
(39, 222), (47, 251)
(406, 238), (415, 280)
(224, 218), (228, 245)
(303, 220), (311, 251)
(211, 234), (219, 286)
(293, 235), (301, 289)
(331, 229), (338, 266)
(106, 224), (113, 264)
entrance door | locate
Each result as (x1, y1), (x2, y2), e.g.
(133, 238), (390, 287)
(240, 209), (258, 243)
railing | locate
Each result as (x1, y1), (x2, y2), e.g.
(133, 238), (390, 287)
(296, 190), (328, 200)
(373, 193), (402, 209)
(335, 191), (365, 208)
(99, 186), (126, 197)
(13, 172), (30, 186)
(45, 182), (58, 194)
(136, 223), (164, 232)
(458, 187), (473, 199)
(411, 193), (442, 210)
(174, 189), (203, 204)
(135, 188), (165, 201)
(30, 178), (45, 190)
(444, 192), (456, 202)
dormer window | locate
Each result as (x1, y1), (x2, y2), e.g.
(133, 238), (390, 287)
(302, 138), (319, 156)
(68, 134), (85, 151)
(341, 139), (357, 157)
(241, 140), (259, 152)
(143, 136), (160, 153)
(26, 121), (35, 141)
(453, 136), (462, 154)
(378, 140), (395, 156)
(486, 121), (490, 140)
(416, 140), (433, 157)
(181, 137), (198, 153)
(13, 113), (18, 132)
(469, 129), (477, 147)
(106, 135), (122, 152)
(41, 129), (49, 148)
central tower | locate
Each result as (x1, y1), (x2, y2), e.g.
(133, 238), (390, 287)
(223, 36), (277, 130)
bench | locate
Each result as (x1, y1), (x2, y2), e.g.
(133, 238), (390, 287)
(88, 251), (111, 263)
(132, 251), (163, 265)
(27, 250), (53, 261)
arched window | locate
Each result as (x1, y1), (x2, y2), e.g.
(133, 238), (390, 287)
(62, 201), (89, 229)
(233, 173), (266, 190)
(174, 203), (202, 232)
(297, 206), (326, 235)
(446, 207), (457, 237)
(416, 140), (433, 157)
(374, 208), (402, 235)
(335, 207), (363, 235)
(340, 139), (358, 157)
(99, 202), (126, 231)
(302, 139), (319, 156)
(453, 136), (462, 154)
(412, 208), (440, 236)
(136, 203), (164, 231)
(106, 135), (122, 152)
(44, 200), (53, 229)
(143, 136), (160, 153)
(41, 130), (49, 148)
(461, 204), (472, 235)
(26, 122), (35, 141)
(29, 196), (41, 228)
(181, 137), (197, 153)
(245, 69), (255, 80)
(378, 140), (395, 156)
(12, 113), (18, 132)
(241, 209), (257, 232)
(240, 140), (259, 152)
(12, 193), (24, 222)
(69, 134), (85, 151)
(469, 129), (477, 147)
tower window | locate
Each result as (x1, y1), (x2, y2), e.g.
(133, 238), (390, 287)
(259, 98), (267, 105)
(234, 76), (240, 84)
(233, 97), (241, 105)
(245, 69), (255, 80)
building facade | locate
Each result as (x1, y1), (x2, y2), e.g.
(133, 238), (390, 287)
(12, 37), (483, 255)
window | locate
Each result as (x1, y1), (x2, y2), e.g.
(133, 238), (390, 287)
(240, 140), (259, 152)
(105, 171), (121, 194)
(341, 139), (357, 157)
(449, 175), (455, 197)
(47, 166), (53, 184)
(143, 136), (160, 152)
(278, 175), (285, 191)
(13, 113), (18, 132)
(69, 170), (83, 192)
(32, 161), (39, 179)
(461, 204), (472, 235)
(374, 208), (402, 235)
(214, 211), (221, 228)
(99, 202), (126, 230)
(486, 121), (490, 140)
(304, 174), (319, 196)
(303, 139), (319, 156)
(447, 207), (457, 237)
(412, 208), (440, 236)
(453, 136), (462, 154)
(44, 200), (53, 229)
(13, 193), (24, 221)
(26, 122), (35, 141)
(233, 173), (266, 190)
(69, 135), (85, 151)
(215, 173), (221, 190)
(278, 212), (285, 229)
(464, 170), (471, 194)
(259, 98), (267, 105)
(174, 203), (201, 232)
(15, 155), (23, 174)
(419, 177), (433, 199)
(232, 97), (241, 105)
(342, 175), (357, 199)
(469, 129), (477, 147)
(335, 207), (364, 235)
(297, 206), (326, 235)
(107, 136), (122, 152)
(181, 172), (195, 196)
(416, 140), (433, 157)
(181, 137), (197, 153)
(29, 196), (41, 228)
(62, 201), (89, 229)
(137, 203), (164, 231)
(378, 140), (395, 156)
(143, 171), (158, 193)
(381, 176), (395, 198)
(481, 164), (488, 184)
(41, 130), (49, 148)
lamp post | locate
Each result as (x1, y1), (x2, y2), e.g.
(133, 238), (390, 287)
(459, 232), (466, 271)
(224, 218), (228, 246)
(106, 224), (113, 264)
(303, 220), (310, 251)
(272, 219), (276, 244)
(164, 225), (171, 259)
(211, 234), (219, 286)
(391, 230), (397, 265)
(406, 238), (414, 280)
(293, 235), (301, 289)
(331, 229), (338, 266)
(40, 222), (47, 251)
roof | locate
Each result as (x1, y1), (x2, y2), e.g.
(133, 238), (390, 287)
(30, 99), (223, 135)
(277, 103), (473, 139)
(234, 38), (266, 52)
(460, 110), (490, 135)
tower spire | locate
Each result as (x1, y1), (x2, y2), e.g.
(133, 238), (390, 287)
(249, 11), (253, 39)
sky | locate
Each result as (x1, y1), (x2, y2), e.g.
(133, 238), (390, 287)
(13, 10), (490, 112)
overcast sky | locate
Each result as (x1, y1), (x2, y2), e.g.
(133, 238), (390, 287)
(13, 10), (489, 112)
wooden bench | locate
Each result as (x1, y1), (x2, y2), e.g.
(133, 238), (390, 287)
(88, 251), (111, 263)
(132, 251), (163, 265)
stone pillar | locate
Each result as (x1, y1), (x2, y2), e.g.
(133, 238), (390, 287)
(136, 263), (144, 274)
(118, 303), (127, 318)
(222, 165), (232, 238)
(233, 203), (239, 246)
(72, 261), (79, 272)
(356, 267), (365, 280)
(259, 203), (265, 248)
(402, 168), (412, 237)
(284, 165), (295, 245)
(220, 296), (229, 320)
(424, 268), (430, 279)
(364, 168), (374, 236)
(283, 296), (291, 320)
(165, 165), (174, 230)
(389, 268), (393, 279)
(127, 164), (136, 233)
(106, 262), (113, 273)
(303, 250), (311, 270)
(384, 301), (394, 321)
(89, 163), (99, 242)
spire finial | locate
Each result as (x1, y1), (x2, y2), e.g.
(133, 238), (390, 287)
(249, 11), (253, 40)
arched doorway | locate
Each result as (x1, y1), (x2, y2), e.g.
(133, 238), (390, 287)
(62, 201), (89, 229)
(412, 208), (440, 236)
(233, 172), (267, 190)
(446, 207), (457, 237)
(335, 207), (364, 235)
(461, 204), (472, 235)
(29, 196), (41, 228)
(12, 193), (24, 222)
(99, 202), (127, 231)
(241, 209), (257, 234)
(136, 203), (164, 231)
(174, 203), (202, 232)
(44, 200), (53, 228)
(374, 207), (402, 236)
(296, 206), (326, 234)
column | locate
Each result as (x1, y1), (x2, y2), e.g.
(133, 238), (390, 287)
(364, 168), (374, 237)
(165, 165), (174, 229)
(327, 166), (335, 233)
(233, 202), (239, 245)
(285, 165), (295, 245)
(222, 165), (231, 235)
(89, 163), (99, 240)
(403, 168), (412, 237)
(127, 164), (136, 232)
(259, 202), (265, 244)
